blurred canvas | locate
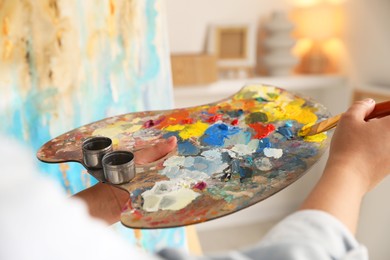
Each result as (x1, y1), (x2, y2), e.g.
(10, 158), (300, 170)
(0, 0), (186, 252)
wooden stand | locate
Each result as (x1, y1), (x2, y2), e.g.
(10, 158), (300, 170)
(352, 86), (390, 103)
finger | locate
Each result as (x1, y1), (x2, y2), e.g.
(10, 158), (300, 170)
(344, 98), (376, 121)
(134, 136), (177, 164)
(373, 113), (390, 125)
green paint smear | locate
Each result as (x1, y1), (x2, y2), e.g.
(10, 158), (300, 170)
(255, 97), (269, 102)
(267, 92), (279, 99)
(245, 112), (268, 124)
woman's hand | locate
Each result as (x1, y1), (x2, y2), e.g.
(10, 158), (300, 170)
(301, 99), (390, 233)
(327, 99), (390, 192)
(73, 136), (177, 225)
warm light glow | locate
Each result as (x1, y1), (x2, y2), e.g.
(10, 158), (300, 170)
(292, 3), (344, 40)
(327, 0), (346, 5)
(290, 0), (346, 8)
(290, 0), (346, 73)
(291, 0), (323, 8)
(322, 37), (347, 72)
(292, 38), (313, 57)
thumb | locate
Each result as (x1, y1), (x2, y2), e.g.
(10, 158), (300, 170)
(345, 98), (376, 121)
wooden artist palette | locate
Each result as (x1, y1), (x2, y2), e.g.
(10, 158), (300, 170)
(37, 84), (331, 229)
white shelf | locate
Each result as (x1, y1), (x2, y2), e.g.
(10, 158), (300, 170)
(173, 74), (347, 110)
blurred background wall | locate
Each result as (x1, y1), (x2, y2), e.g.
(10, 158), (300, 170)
(166, 0), (390, 259)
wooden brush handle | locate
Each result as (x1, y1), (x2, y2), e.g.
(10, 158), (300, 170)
(302, 100), (390, 136)
(366, 100), (390, 120)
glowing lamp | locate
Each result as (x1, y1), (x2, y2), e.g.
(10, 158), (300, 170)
(292, 3), (343, 73)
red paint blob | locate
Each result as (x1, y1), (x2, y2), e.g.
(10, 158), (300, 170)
(143, 120), (154, 128)
(231, 119), (239, 126)
(193, 181), (207, 190)
(207, 114), (223, 123)
(181, 118), (194, 124)
(249, 123), (275, 139)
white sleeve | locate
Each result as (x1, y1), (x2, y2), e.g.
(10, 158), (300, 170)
(158, 210), (368, 260)
(243, 210), (369, 260)
(0, 136), (159, 260)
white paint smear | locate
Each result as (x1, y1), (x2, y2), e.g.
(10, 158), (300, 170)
(142, 180), (200, 212)
(231, 139), (259, 156)
(254, 157), (273, 171)
(263, 148), (283, 159)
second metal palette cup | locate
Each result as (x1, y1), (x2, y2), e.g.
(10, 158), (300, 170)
(102, 151), (136, 184)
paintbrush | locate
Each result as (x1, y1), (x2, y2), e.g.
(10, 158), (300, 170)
(299, 100), (390, 137)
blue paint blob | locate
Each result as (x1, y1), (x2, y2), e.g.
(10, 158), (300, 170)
(187, 157), (223, 176)
(256, 138), (271, 153)
(244, 156), (254, 166)
(238, 163), (253, 183)
(226, 109), (244, 118)
(130, 188), (145, 199)
(220, 152), (233, 163)
(201, 123), (240, 147)
(163, 132), (200, 156)
(285, 121), (294, 127)
(231, 159), (241, 173)
(218, 124), (228, 130)
(163, 131), (181, 140)
(178, 140), (200, 156)
(277, 126), (294, 139)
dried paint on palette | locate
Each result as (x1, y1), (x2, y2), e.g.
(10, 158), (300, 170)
(38, 85), (331, 228)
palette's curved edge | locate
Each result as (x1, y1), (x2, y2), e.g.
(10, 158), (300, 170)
(119, 139), (331, 229)
(119, 134), (332, 229)
(35, 85), (255, 164)
(36, 83), (326, 164)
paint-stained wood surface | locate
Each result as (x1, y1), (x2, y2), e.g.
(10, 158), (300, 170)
(38, 84), (331, 228)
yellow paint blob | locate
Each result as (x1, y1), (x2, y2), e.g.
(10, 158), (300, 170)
(261, 102), (286, 121)
(93, 127), (122, 139)
(128, 124), (143, 132)
(282, 99), (318, 125)
(304, 132), (327, 142)
(234, 85), (281, 101)
(298, 123), (313, 137)
(178, 121), (209, 140)
(92, 121), (142, 141)
(164, 124), (186, 132)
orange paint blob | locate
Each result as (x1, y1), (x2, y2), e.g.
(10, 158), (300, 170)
(156, 110), (190, 129)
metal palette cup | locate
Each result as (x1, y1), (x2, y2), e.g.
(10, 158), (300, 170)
(102, 151), (136, 184)
(82, 137), (113, 169)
